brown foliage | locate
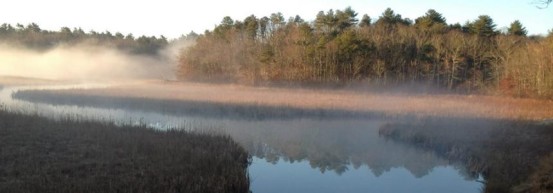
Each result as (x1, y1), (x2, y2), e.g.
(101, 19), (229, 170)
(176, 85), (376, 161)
(178, 8), (553, 98)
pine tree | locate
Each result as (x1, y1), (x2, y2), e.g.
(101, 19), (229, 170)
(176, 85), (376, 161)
(470, 15), (497, 37)
(507, 20), (527, 36)
(359, 14), (371, 27)
(415, 9), (447, 32)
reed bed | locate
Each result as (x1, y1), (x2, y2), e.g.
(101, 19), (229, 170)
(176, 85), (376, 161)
(34, 80), (553, 121)
(0, 110), (250, 193)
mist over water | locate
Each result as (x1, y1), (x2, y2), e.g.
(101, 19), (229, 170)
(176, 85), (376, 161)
(0, 41), (189, 81)
(0, 84), (484, 193)
(0, 35), (547, 193)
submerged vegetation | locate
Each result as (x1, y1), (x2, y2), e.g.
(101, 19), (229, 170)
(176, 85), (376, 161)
(378, 118), (553, 193)
(0, 110), (250, 193)
(178, 7), (553, 98)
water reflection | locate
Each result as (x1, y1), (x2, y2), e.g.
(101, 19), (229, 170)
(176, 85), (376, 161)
(250, 157), (480, 193)
(13, 89), (392, 121)
(224, 119), (451, 177)
(379, 119), (553, 193)
(1, 85), (483, 192)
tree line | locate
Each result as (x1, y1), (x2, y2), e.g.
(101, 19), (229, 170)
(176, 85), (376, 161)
(0, 23), (168, 55)
(178, 7), (553, 98)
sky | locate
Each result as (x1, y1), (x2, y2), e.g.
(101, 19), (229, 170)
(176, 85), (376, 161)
(0, 0), (551, 39)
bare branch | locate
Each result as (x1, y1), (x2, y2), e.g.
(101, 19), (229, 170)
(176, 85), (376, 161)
(534, 0), (552, 8)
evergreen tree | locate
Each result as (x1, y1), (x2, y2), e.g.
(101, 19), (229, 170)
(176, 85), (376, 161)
(470, 15), (497, 37)
(376, 8), (410, 26)
(178, 8), (553, 98)
(415, 9), (447, 32)
(507, 20), (527, 36)
(243, 15), (259, 39)
(359, 14), (371, 27)
(378, 8), (401, 24)
(335, 7), (358, 31)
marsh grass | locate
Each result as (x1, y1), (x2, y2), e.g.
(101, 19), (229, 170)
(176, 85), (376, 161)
(16, 80), (553, 120)
(378, 118), (553, 193)
(13, 89), (387, 121)
(15, 87), (552, 122)
(524, 153), (553, 193)
(0, 110), (250, 193)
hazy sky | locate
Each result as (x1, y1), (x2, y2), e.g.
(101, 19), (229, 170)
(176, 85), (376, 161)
(1, 0), (551, 39)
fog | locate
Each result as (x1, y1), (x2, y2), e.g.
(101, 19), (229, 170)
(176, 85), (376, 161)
(0, 41), (190, 81)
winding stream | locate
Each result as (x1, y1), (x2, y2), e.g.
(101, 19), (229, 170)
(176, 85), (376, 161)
(0, 83), (482, 193)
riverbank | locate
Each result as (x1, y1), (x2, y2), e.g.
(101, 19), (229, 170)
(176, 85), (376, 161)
(378, 118), (553, 193)
(0, 110), (250, 193)
(21, 79), (553, 121)
(3, 76), (552, 193)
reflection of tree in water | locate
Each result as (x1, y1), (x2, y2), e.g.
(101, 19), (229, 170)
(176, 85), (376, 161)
(13, 90), (481, 180)
(378, 117), (553, 193)
(221, 119), (462, 178)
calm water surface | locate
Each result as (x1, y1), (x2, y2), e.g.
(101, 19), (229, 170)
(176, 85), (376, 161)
(0, 84), (482, 193)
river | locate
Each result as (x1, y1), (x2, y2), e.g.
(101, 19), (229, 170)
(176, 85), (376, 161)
(0, 83), (482, 193)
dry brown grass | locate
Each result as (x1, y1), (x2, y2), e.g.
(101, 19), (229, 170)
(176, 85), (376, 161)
(47, 80), (553, 121)
(0, 110), (250, 193)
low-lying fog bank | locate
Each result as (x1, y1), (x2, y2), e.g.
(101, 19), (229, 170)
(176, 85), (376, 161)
(0, 42), (180, 81)
(12, 80), (553, 121)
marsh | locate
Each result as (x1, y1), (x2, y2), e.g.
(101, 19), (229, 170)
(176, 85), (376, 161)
(2, 79), (551, 193)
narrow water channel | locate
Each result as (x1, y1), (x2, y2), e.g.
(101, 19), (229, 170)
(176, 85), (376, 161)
(0, 84), (482, 193)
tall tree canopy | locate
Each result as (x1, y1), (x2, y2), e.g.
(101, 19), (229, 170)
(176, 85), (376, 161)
(179, 7), (553, 98)
(376, 8), (411, 26)
(415, 9), (447, 32)
(0, 22), (168, 55)
(359, 14), (371, 27)
(507, 20), (527, 36)
(470, 15), (497, 37)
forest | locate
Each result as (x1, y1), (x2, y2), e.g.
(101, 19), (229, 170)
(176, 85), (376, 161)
(0, 23), (168, 55)
(178, 7), (553, 98)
